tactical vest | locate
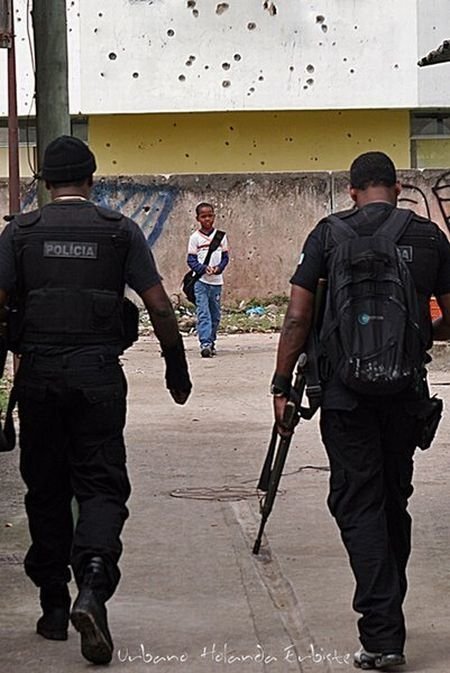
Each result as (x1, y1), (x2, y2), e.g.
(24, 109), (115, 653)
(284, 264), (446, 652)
(10, 203), (131, 349)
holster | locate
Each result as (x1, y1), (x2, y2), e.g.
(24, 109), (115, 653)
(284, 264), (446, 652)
(122, 298), (140, 350)
(415, 395), (443, 451)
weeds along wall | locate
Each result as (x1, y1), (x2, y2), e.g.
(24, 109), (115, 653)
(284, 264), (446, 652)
(0, 170), (448, 303)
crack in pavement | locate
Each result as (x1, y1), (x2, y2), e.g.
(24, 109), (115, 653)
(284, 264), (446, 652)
(223, 500), (335, 673)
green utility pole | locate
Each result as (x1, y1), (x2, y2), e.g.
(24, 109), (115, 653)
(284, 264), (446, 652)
(32, 0), (70, 206)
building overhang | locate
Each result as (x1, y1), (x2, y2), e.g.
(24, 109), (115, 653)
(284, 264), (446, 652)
(418, 40), (450, 67)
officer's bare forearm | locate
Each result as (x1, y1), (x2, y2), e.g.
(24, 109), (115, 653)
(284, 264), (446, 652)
(149, 306), (181, 346)
(140, 284), (181, 349)
(276, 314), (311, 378)
(274, 286), (314, 379)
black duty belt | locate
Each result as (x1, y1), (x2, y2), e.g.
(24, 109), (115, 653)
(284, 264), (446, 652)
(19, 352), (120, 369)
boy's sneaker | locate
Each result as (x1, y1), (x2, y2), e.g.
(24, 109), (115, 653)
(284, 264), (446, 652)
(354, 648), (406, 670)
(210, 344), (217, 356)
(201, 345), (212, 358)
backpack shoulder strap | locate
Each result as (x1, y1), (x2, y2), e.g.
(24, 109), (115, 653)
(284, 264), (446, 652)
(326, 214), (358, 246)
(376, 208), (413, 243)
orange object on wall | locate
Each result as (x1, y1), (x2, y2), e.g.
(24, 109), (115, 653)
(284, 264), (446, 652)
(430, 297), (442, 320)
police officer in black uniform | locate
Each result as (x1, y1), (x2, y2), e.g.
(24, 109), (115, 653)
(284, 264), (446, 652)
(272, 152), (450, 670)
(0, 136), (192, 665)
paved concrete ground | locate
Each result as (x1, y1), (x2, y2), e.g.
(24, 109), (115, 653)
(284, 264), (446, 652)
(0, 334), (449, 673)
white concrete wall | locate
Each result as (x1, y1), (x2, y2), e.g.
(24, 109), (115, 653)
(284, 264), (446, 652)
(1, 0), (449, 117)
(0, 1), (35, 117)
(417, 0), (450, 106)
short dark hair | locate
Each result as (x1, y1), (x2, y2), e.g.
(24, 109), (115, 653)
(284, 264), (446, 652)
(195, 202), (214, 217)
(350, 151), (397, 190)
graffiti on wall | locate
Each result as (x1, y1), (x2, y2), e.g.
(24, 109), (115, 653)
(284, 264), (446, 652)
(15, 170), (450, 253)
(20, 180), (179, 248)
(432, 172), (450, 232)
(400, 174), (450, 231)
(92, 180), (178, 247)
(398, 184), (432, 220)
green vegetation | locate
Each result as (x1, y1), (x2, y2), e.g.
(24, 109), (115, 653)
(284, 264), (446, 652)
(0, 373), (12, 409)
(219, 301), (287, 334)
(138, 296), (289, 336)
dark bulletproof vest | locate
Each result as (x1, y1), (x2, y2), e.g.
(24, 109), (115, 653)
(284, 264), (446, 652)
(11, 203), (130, 348)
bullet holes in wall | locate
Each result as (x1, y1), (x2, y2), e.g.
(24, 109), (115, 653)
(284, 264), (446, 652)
(216, 3), (229, 15)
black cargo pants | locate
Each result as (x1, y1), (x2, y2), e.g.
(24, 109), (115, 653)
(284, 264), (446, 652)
(15, 353), (131, 601)
(320, 398), (417, 654)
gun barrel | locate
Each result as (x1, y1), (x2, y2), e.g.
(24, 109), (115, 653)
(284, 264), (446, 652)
(252, 519), (266, 555)
(256, 424), (278, 492)
(253, 432), (292, 554)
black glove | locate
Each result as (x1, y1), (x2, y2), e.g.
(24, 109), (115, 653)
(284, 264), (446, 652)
(161, 336), (192, 402)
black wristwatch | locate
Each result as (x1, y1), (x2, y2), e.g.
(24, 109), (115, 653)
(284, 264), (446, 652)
(270, 386), (288, 398)
(270, 373), (291, 398)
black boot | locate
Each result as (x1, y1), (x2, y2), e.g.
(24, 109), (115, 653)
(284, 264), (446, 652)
(36, 583), (71, 641)
(70, 557), (113, 665)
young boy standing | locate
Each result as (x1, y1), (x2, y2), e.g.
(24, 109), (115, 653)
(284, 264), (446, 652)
(187, 203), (229, 357)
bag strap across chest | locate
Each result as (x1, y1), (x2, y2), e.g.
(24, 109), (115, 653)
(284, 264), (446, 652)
(202, 229), (225, 266)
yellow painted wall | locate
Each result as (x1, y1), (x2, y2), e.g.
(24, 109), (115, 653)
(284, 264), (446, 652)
(90, 109), (411, 175)
(0, 147), (35, 179)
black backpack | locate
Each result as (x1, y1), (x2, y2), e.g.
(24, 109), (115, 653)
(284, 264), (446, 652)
(319, 208), (424, 396)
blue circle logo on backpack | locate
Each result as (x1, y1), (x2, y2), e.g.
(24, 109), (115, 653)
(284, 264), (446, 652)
(357, 313), (384, 325)
(358, 313), (370, 326)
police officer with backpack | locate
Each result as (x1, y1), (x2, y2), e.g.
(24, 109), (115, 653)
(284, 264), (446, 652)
(0, 136), (192, 665)
(271, 152), (450, 671)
